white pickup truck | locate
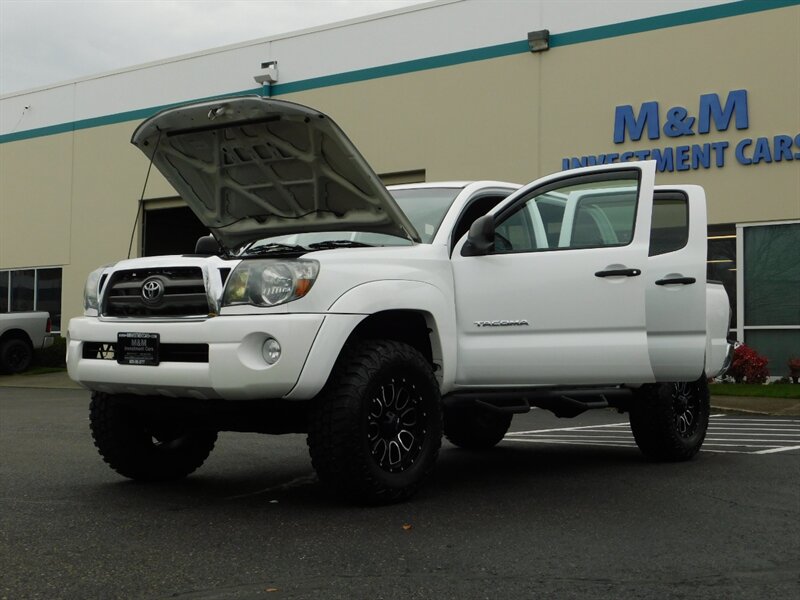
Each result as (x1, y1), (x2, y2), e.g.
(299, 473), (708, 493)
(0, 312), (53, 373)
(67, 97), (732, 503)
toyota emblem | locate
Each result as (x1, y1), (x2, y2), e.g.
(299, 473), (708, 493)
(141, 277), (165, 304)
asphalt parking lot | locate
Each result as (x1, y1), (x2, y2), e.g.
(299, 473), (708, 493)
(2, 387), (799, 600)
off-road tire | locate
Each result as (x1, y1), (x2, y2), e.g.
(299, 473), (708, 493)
(307, 339), (442, 504)
(89, 392), (217, 481)
(444, 406), (512, 449)
(0, 338), (34, 374)
(629, 377), (710, 461)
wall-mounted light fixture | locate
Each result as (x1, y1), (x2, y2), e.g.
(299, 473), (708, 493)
(254, 61), (279, 85)
(527, 30), (550, 52)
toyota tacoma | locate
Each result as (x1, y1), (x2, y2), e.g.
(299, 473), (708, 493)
(67, 97), (732, 503)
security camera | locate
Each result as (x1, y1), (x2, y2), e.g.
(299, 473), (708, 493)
(254, 61), (278, 85)
(254, 72), (277, 85)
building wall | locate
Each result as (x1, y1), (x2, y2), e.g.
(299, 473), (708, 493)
(1, 0), (798, 334)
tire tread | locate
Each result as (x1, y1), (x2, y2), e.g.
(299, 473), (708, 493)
(90, 392), (217, 481)
(307, 339), (441, 504)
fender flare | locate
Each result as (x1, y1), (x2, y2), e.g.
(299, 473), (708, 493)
(285, 280), (456, 400)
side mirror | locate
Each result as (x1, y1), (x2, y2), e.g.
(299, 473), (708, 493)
(461, 214), (495, 256)
(195, 234), (221, 255)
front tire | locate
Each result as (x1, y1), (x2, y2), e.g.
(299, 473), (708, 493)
(307, 340), (442, 504)
(444, 406), (512, 449)
(89, 392), (217, 481)
(629, 377), (709, 461)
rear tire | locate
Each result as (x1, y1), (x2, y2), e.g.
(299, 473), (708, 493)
(307, 340), (442, 504)
(0, 338), (34, 374)
(444, 406), (512, 449)
(89, 392), (217, 481)
(629, 377), (709, 461)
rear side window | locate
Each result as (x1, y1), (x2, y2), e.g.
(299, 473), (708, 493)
(649, 192), (689, 256)
(570, 192), (636, 248)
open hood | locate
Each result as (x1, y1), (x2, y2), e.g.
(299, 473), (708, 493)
(131, 96), (420, 249)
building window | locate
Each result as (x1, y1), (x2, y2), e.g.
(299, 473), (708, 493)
(0, 272), (7, 313)
(0, 267), (63, 332)
(707, 223), (737, 330)
(10, 269), (35, 312)
(738, 221), (800, 378)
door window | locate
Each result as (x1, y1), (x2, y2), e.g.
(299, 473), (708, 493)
(649, 192), (689, 256)
(494, 173), (639, 253)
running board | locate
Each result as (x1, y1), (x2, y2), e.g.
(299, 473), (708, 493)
(443, 387), (633, 418)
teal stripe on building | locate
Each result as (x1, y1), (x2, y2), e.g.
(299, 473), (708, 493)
(1, 0), (797, 145)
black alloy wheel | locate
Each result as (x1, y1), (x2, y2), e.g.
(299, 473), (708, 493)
(672, 381), (701, 439)
(629, 376), (710, 461)
(0, 338), (34, 374)
(308, 339), (442, 504)
(367, 376), (428, 474)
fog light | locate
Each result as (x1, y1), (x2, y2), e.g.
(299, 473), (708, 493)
(262, 337), (281, 365)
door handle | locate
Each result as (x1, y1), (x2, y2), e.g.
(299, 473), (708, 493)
(655, 277), (696, 286)
(594, 268), (641, 278)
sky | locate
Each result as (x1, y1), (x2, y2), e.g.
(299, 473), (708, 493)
(0, 0), (427, 95)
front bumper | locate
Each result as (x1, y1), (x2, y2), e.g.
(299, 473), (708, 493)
(67, 314), (326, 400)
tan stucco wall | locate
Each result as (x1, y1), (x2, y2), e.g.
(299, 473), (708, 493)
(285, 52), (542, 184)
(537, 4), (800, 225)
(0, 132), (73, 268)
(1, 5), (798, 326)
(0, 121), (176, 322)
(284, 4), (800, 225)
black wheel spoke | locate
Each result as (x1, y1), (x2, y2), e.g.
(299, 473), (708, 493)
(672, 382), (700, 438)
(367, 376), (426, 473)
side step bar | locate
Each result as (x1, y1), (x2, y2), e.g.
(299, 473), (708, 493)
(442, 387), (634, 418)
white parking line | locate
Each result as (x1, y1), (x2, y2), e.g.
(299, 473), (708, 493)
(504, 415), (800, 455)
(706, 429), (800, 433)
(507, 438), (636, 448)
(507, 422), (631, 436)
(754, 445), (800, 455)
(711, 414), (800, 423)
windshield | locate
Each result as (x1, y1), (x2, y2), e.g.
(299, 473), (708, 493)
(237, 187), (462, 255)
(390, 187), (461, 243)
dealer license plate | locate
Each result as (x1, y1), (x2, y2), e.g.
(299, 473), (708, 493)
(117, 332), (160, 366)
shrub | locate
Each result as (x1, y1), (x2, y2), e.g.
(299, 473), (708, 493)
(789, 357), (800, 384)
(727, 344), (769, 384)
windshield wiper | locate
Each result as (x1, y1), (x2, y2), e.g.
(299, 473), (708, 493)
(242, 242), (307, 256)
(307, 240), (374, 250)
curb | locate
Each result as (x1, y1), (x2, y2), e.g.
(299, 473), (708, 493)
(710, 396), (800, 417)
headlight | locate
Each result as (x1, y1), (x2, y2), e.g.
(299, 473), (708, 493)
(222, 259), (319, 307)
(83, 266), (109, 315)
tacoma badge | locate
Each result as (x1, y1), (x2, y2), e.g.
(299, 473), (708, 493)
(474, 320), (530, 327)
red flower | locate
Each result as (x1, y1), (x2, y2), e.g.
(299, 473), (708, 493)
(727, 344), (769, 384)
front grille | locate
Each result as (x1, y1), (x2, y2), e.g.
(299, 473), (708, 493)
(83, 342), (209, 363)
(102, 267), (209, 317)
